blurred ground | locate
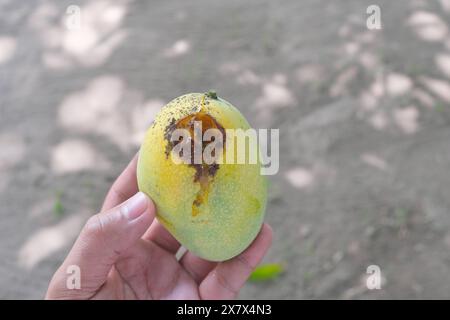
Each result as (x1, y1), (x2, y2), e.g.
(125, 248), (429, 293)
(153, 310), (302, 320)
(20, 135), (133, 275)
(1, 0), (450, 299)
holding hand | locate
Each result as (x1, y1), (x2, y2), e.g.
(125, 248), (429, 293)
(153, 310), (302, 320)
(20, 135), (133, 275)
(46, 154), (272, 300)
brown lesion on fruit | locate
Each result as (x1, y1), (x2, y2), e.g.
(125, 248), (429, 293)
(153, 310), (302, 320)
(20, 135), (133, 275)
(164, 92), (226, 217)
(191, 170), (211, 217)
(164, 117), (177, 159)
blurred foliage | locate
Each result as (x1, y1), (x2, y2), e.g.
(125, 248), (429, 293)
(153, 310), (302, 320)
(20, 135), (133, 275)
(249, 263), (284, 282)
(53, 191), (64, 217)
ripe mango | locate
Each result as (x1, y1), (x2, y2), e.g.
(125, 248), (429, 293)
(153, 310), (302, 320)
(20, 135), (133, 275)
(137, 92), (267, 261)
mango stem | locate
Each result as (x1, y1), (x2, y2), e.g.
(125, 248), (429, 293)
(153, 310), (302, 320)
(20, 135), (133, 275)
(205, 90), (218, 99)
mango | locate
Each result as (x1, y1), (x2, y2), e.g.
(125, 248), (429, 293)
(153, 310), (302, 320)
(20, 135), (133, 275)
(137, 92), (267, 261)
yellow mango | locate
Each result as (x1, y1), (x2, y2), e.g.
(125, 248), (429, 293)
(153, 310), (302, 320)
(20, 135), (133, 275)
(137, 92), (267, 261)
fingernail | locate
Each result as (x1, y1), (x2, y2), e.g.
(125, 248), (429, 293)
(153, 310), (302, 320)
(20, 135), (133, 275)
(121, 192), (148, 220)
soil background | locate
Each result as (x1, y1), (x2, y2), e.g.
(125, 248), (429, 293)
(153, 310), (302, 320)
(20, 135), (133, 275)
(1, 0), (450, 299)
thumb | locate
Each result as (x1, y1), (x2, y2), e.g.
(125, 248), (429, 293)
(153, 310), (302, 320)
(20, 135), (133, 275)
(46, 192), (154, 299)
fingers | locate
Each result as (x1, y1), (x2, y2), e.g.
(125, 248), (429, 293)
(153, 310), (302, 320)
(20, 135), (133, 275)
(199, 223), (273, 300)
(46, 192), (155, 299)
(180, 252), (217, 283)
(101, 153), (139, 211)
(142, 219), (181, 254)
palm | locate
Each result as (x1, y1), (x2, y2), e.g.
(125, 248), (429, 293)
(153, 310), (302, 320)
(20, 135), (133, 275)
(94, 238), (200, 300)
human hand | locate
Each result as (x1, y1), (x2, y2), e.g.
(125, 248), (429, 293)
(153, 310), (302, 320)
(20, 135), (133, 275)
(46, 154), (272, 299)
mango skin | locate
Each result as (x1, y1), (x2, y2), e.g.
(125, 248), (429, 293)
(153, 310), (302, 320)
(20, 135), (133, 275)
(137, 93), (267, 261)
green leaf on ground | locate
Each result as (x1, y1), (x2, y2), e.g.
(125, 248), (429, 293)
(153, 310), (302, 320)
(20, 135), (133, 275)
(249, 263), (284, 282)
(54, 191), (64, 217)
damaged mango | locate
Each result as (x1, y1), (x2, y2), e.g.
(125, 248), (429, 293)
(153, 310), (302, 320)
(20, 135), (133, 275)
(137, 92), (267, 261)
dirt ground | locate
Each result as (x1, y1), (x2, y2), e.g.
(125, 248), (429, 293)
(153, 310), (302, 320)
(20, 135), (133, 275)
(1, 0), (450, 299)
